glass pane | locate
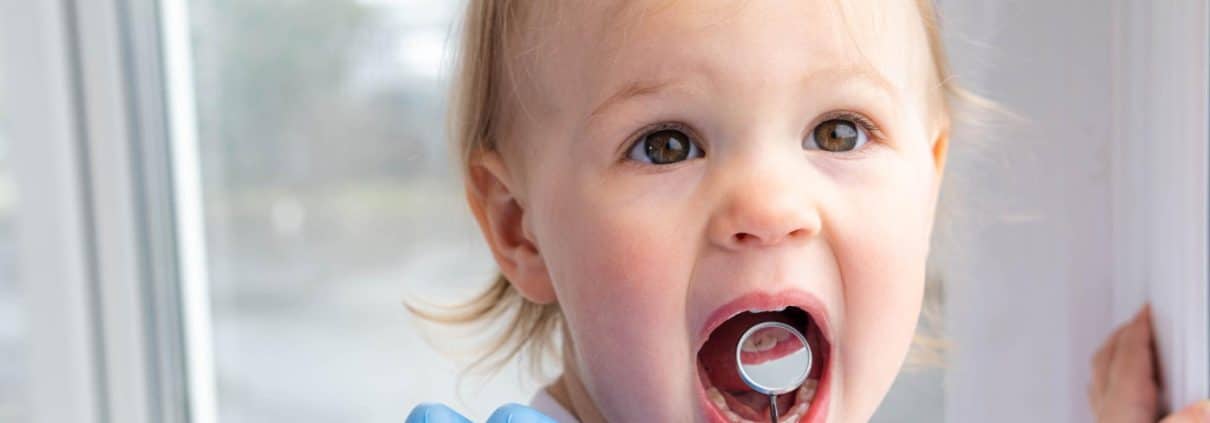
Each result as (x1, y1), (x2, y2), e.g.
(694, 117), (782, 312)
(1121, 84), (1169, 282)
(0, 57), (28, 421)
(185, 1), (531, 421)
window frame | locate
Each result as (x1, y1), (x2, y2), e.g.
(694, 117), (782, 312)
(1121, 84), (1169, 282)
(3, 1), (106, 421)
(2, 0), (212, 421)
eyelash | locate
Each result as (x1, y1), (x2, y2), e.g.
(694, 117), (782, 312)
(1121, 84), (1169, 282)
(618, 110), (887, 164)
(816, 110), (886, 143)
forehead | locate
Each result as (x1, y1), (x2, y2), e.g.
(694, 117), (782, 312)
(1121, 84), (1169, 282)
(509, 0), (935, 126)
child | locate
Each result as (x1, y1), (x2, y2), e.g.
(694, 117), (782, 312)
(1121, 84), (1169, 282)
(407, 0), (1208, 421)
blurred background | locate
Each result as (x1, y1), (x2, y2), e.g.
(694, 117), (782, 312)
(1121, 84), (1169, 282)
(0, 1), (1206, 423)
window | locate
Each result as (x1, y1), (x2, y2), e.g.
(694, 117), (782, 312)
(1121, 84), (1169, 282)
(0, 57), (28, 422)
(182, 0), (534, 420)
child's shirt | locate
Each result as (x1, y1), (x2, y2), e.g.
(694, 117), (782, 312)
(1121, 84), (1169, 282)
(530, 388), (580, 423)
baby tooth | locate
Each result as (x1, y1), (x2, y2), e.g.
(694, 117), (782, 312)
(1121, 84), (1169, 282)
(802, 384), (818, 402)
(788, 401), (808, 415)
(754, 335), (776, 351)
(744, 333), (778, 352)
(707, 387), (727, 409)
(796, 386), (807, 403)
(781, 412), (802, 423)
(722, 409), (744, 423)
(765, 339), (778, 350)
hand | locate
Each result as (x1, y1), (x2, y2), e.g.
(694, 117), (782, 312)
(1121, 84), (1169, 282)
(406, 403), (557, 423)
(1089, 305), (1210, 422)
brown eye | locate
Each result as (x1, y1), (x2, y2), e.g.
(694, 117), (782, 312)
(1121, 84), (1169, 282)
(806, 119), (868, 152)
(627, 128), (703, 165)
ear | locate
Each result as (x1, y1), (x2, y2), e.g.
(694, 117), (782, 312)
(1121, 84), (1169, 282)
(464, 151), (557, 304)
(930, 118), (950, 182)
(924, 120), (951, 248)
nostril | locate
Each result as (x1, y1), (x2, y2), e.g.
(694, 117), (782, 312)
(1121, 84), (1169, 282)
(732, 229), (806, 247)
(734, 232), (754, 244)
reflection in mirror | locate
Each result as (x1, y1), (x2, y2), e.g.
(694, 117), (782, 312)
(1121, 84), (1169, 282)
(736, 321), (812, 423)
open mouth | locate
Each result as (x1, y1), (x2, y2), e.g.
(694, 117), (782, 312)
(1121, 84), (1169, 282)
(696, 306), (831, 423)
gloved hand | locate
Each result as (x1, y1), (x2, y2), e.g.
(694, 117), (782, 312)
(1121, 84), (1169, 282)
(406, 403), (558, 423)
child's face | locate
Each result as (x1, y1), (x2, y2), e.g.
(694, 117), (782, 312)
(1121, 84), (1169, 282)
(474, 1), (947, 422)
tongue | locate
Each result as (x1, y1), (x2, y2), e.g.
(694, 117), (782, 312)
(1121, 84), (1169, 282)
(698, 311), (798, 392)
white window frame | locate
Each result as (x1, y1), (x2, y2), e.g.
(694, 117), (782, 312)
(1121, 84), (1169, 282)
(3, 1), (105, 421)
(2, 0), (214, 422)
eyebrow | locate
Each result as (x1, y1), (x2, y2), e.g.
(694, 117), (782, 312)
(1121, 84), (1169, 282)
(583, 64), (901, 125)
(585, 78), (678, 124)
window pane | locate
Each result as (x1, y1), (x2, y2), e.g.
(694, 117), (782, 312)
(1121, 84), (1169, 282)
(185, 1), (533, 421)
(0, 58), (28, 421)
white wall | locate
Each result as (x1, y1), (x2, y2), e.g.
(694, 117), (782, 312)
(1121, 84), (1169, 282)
(1114, 2), (1209, 411)
(938, 1), (1117, 421)
(940, 1), (1209, 421)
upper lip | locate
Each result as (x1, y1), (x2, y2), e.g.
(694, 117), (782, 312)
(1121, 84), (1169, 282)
(694, 289), (832, 355)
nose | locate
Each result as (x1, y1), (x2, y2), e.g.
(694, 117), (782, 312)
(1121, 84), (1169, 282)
(706, 164), (823, 251)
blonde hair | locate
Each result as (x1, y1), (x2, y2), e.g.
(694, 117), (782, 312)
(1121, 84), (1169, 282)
(408, 0), (971, 379)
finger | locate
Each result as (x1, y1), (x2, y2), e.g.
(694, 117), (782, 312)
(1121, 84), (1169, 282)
(1159, 400), (1210, 423)
(1139, 304), (1166, 388)
(1091, 331), (1116, 406)
(486, 403), (558, 423)
(1100, 312), (1160, 422)
(1091, 310), (1139, 410)
(406, 403), (474, 423)
(1096, 309), (1139, 380)
(1107, 309), (1156, 390)
(1087, 381), (1103, 416)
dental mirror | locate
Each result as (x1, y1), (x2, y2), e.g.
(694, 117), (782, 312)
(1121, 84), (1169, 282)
(736, 321), (812, 423)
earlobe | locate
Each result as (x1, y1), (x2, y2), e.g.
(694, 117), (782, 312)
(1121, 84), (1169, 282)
(464, 151), (557, 305)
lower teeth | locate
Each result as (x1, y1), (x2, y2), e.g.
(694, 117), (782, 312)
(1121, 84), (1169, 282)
(706, 379), (818, 423)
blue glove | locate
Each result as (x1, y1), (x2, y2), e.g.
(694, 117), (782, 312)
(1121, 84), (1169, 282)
(406, 403), (557, 423)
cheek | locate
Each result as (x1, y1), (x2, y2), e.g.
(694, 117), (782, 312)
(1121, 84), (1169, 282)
(534, 185), (702, 419)
(535, 166), (702, 334)
(831, 159), (935, 418)
(541, 191), (689, 324)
